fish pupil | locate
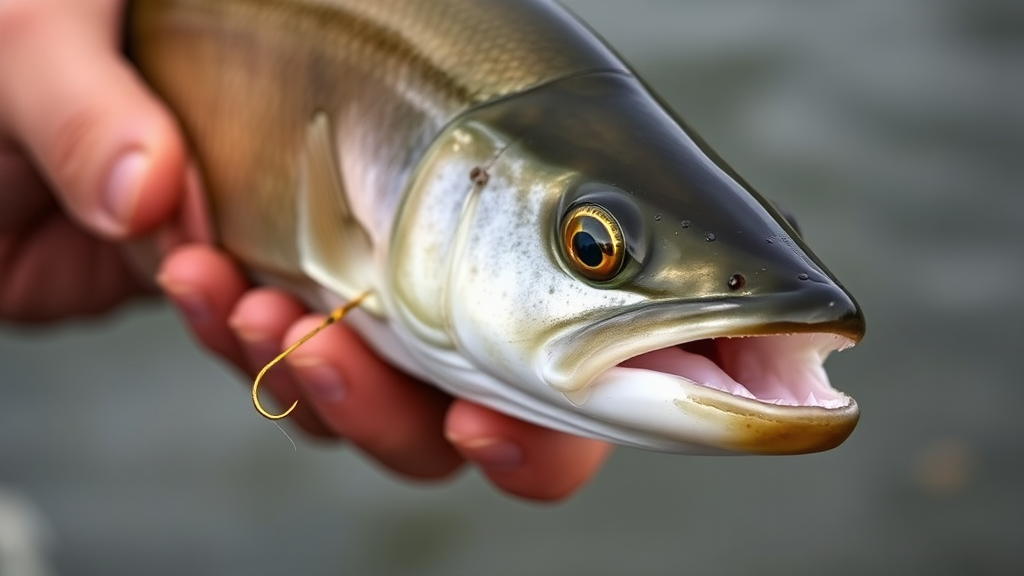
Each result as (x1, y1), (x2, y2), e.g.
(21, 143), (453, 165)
(572, 231), (605, 268)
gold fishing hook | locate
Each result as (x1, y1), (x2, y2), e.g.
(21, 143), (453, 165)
(251, 290), (371, 420)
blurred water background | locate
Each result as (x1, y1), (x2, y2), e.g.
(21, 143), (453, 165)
(2, 0), (1022, 574)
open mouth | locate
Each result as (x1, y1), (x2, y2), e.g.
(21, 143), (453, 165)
(618, 333), (854, 409)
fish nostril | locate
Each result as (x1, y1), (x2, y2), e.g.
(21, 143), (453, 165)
(727, 273), (746, 290)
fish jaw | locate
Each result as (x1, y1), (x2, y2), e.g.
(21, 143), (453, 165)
(537, 280), (865, 454)
(577, 333), (859, 455)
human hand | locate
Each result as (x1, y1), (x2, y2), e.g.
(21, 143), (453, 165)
(0, 0), (186, 321)
(159, 246), (611, 500)
(0, 0), (611, 501)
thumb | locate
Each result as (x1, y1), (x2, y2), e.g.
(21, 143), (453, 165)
(0, 0), (186, 239)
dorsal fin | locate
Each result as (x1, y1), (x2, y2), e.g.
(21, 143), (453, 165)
(297, 112), (381, 315)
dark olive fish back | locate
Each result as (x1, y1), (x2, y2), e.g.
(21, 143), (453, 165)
(128, 0), (626, 274)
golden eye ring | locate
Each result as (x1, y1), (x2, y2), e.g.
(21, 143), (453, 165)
(561, 204), (625, 281)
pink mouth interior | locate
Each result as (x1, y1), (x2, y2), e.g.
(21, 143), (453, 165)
(619, 334), (848, 409)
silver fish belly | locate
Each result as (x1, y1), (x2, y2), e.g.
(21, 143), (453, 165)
(129, 0), (866, 454)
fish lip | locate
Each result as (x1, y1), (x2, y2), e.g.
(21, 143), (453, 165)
(571, 332), (862, 454)
(537, 282), (864, 453)
(586, 362), (861, 455)
(540, 289), (864, 395)
(672, 379), (861, 454)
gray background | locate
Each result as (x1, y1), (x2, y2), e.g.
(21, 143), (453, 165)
(2, 0), (1022, 574)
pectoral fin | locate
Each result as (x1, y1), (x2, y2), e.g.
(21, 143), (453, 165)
(298, 112), (381, 315)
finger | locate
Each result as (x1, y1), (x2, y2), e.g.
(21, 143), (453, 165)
(228, 288), (335, 439)
(156, 244), (247, 371)
(0, 212), (145, 322)
(284, 315), (463, 479)
(0, 0), (186, 238)
(118, 162), (215, 294)
(445, 401), (612, 501)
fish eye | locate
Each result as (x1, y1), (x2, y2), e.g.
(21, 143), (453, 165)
(561, 204), (625, 281)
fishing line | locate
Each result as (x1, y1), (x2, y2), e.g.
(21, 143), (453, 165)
(273, 421), (297, 452)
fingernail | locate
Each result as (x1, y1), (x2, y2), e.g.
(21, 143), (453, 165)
(228, 315), (276, 358)
(453, 437), (523, 472)
(104, 151), (148, 229)
(293, 360), (346, 403)
(157, 276), (210, 326)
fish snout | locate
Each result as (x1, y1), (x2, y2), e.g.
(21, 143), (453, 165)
(722, 262), (865, 343)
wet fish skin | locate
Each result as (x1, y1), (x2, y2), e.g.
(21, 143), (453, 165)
(127, 0), (623, 275)
(128, 0), (865, 454)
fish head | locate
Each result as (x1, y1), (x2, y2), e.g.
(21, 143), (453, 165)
(431, 71), (865, 454)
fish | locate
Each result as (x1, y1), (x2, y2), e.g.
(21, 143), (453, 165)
(126, 0), (866, 455)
